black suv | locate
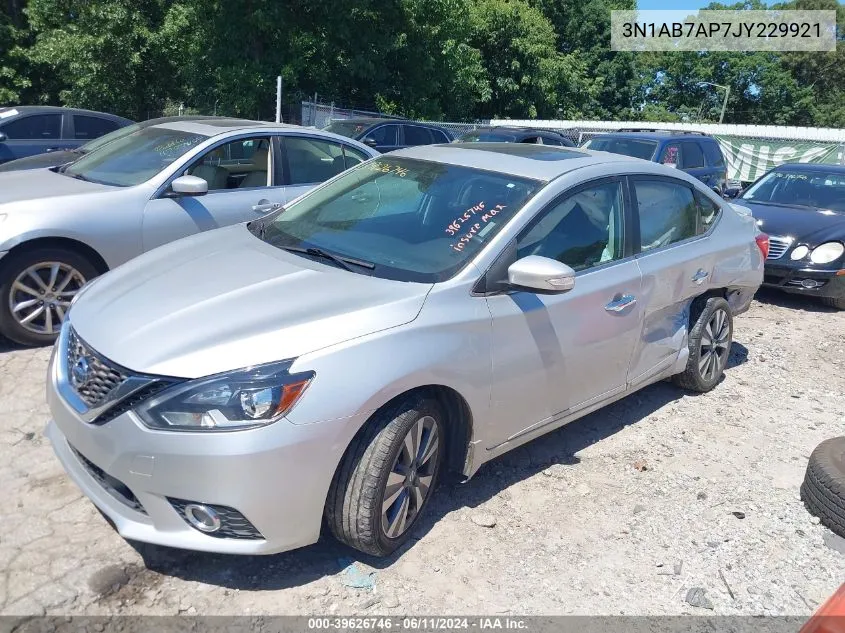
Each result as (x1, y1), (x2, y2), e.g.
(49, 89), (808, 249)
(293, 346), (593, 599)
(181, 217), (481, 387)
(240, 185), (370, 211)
(456, 126), (575, 146)
(583, 129), (727, 194)
(322, 118), (453, 153)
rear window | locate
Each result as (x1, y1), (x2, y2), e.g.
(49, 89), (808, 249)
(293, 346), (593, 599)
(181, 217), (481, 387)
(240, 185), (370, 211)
(702, 141), (725, 167)
(584, 137), (658, 161)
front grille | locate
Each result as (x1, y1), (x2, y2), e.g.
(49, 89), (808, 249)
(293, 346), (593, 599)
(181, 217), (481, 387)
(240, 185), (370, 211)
(91, 381), (173, 426)
(67, 328), (127, 408)
(767, 235), (793, 260)
(71, 445), (146, 515)
(168, 498), (264, 540)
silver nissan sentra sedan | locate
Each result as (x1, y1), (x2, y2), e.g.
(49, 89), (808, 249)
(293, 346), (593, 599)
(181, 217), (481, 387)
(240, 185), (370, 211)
(45, 143), (765, 557)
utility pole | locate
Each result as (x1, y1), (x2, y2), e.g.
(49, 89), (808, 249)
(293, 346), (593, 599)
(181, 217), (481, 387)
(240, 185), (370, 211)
(275, 76), (283, 123)
(698, 81), (730, 124)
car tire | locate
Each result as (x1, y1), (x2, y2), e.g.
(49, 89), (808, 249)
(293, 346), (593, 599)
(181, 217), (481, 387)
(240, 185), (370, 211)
(821, 296), (845, 310)
(325, 395), (445, 557)
(801, 437), (845, 538)
(0, 247), (98, 346)
(673, 296), (733, 393)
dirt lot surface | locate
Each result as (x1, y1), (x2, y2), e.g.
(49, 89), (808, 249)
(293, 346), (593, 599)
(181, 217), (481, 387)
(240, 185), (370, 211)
(1, 289), (843, 617)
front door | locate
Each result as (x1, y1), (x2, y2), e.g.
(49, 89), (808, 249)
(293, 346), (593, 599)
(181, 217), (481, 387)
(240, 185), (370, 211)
(142, 135), (286, 252)
(484, 177), (643, 448)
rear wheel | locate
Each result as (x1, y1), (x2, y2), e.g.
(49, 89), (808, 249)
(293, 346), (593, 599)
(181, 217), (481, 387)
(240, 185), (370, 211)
(326, 395), (444, 557)
(673, 296), (733, 393)
(0, 247), (98, 346)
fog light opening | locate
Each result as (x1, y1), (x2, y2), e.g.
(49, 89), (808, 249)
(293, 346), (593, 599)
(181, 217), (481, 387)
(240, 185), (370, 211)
(184, 503), (221, 533)
(801, 279), (822, 289)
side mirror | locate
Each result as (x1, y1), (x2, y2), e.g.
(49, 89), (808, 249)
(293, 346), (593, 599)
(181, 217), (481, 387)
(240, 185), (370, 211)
(362, 137), (379, 148)
(170, 175), (208, 197)
(0, 131), (7, 143)
(723, 186), (741, 199)
(507, 256), (575, 293)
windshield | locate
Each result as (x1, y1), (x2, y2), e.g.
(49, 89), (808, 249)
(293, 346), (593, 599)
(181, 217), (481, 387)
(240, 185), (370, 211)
(323, 120), (371, 139)
(258, 157), (542, 282)
(458, 131), (517, 142)
(741, 169), (845, 211)
(78, 122), (142, 153)
(63, 127), (208, 186)
(583, 137), (658, 160)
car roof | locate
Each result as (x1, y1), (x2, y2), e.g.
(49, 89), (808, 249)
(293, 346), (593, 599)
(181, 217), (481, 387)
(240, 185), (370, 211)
(391, 142), (671, 181)
(0, 105), (131, 122)
(151, 118), (319, 136)
(772, 163), (845, 174)
(593, 130), (716, 142)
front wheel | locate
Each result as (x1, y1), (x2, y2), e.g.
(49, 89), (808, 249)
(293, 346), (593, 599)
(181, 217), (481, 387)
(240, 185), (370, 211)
(325, 396), (444, 557)
(673, 296), (733, 393)
(821, 296), (845, 310)
(0, 247), (98, 346)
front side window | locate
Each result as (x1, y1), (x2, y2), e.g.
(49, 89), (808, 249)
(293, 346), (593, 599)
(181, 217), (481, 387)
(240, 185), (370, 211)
(257, 158), (542, 282)
(366, 125), (398, 146)
(517, 180), (625, 271)
(73, 115), (120, 140)
(63, 126), (207, 186)
(634, 179), (698, 251)
(1, 114), (62, 140)
(186, 137), (271, 190)
(285, 136), (363, 185)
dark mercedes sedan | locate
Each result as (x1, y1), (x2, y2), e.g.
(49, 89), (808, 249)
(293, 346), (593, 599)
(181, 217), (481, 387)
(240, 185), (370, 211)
(732, 163), (845, 309)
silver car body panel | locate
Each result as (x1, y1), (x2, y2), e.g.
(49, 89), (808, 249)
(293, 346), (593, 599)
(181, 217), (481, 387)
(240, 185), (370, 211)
(46, 145), (763, 554)
(0, 121), (378, 269)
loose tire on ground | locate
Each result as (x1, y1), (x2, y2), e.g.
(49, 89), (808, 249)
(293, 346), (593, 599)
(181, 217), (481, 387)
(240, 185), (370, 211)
(821, 296), (845, 310)
(0, 247), (99, 346)
(325, 395), (445, 557)
(673, 296), (734, 393)
(801, 437), (845, 538)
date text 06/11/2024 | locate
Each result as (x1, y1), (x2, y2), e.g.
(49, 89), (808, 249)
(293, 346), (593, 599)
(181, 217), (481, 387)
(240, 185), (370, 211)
(306, 617), (529, 630)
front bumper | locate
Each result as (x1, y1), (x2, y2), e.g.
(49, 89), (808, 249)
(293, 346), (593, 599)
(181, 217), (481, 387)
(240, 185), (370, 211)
(45, 350), (357, 555)
(762, 263), (845, 300)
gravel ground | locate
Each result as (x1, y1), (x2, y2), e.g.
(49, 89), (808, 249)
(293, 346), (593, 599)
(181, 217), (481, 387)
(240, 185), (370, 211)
(1, 288), (843, 617)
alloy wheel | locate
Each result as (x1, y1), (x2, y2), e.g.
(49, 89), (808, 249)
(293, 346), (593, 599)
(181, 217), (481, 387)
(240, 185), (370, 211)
(381, 415), (439, 539)
(9, 262), (86, 335)
(698, 307), (730, 382)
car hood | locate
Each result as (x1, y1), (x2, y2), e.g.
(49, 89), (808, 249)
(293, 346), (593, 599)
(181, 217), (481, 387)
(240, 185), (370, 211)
(0, 167), (113, 205)
(69, 224), (432, 378)
(0, 151), (79, 173)
(737, 200), (845, 243)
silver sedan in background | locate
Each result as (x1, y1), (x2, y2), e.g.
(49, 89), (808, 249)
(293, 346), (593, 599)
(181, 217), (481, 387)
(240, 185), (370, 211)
(0, 118), (377, 345)
(46, 144), (765, 557)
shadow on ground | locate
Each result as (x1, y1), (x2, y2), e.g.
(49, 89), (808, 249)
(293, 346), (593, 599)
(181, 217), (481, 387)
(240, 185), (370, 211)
(131, 341), (750, 591)
(753, 287), (839, 314)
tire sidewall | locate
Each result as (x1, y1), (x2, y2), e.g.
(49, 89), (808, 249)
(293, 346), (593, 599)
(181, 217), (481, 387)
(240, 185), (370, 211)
(687, 297), (733, 391)
(373, 398), (445, 553)
(0, 247), (99, 346)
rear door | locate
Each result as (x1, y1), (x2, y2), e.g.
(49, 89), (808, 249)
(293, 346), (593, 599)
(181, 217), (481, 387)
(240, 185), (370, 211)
(626, 175), (720, 388)
(0, 113), (65, 162)
(401, 124), (435, 148)
(70, 114), (121, 145)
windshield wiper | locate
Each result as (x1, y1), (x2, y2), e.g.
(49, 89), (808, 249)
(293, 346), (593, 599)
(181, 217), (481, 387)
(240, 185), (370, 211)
(280, 245), (375, 271)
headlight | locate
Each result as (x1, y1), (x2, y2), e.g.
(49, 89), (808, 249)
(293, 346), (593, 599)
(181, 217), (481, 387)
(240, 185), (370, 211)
(810, 241), (845, 265)
(790, 245), (810, 260)
(136, 360), (313, 431)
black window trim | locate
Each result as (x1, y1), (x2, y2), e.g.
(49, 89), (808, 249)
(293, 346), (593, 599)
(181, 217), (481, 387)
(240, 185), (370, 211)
(627, 173), (723, 257)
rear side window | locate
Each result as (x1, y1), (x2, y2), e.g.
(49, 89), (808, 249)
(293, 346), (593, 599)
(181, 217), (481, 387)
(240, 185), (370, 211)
(633, 179), (698, 251)
(403, 125), (433, 146)
(74, 115), (120, 140)
(680, 141), (705, 168)
(703, 141), (725, 167)
(694, 190), (722, 233)
(1, 114), (62, 140)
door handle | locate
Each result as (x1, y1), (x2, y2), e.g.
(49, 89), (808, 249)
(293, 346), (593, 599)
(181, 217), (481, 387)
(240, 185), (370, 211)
(252, 202), (277, 214)
(692, 269), (710, 285)
(605, 294), (637, 313)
